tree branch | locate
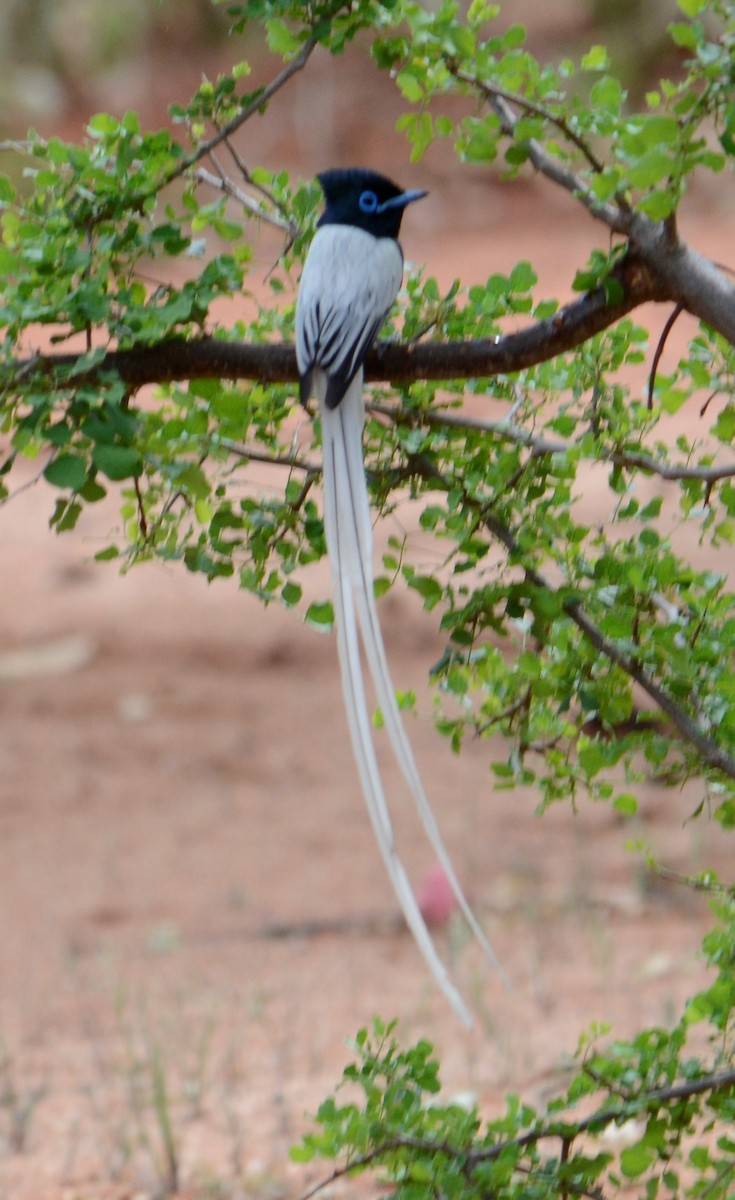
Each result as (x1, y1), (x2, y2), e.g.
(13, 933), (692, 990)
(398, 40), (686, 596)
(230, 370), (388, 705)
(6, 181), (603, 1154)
(19, 36), (320, 231)
(2, 250), (669, 393)
(446, 62), (735, 347)
(450, 66), (608, 176)
(481, 509), (735, 781)
(163, 35), (318, 188)
(219, 438), (318, 475)
(297, 1067), (735, 1200)
(406, 452), (735, 782)
(368, 401), (735, 486)
(194, 166), (296, 236)
(629, 216), (735, 346)
(470, 85), (630, 234)
(647, 302), (684, 408)
(470, 1067), (735, 1163)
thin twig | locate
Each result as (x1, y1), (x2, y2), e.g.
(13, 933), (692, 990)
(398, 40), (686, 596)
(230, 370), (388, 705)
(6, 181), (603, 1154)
(132, 475), (148, 541)
(453, 75), (630, 233)
(0, 140), (34, 153)
(451, 66), (607, 175)
(474, 691), (532, 737)
(221, 136), (297, 237)
(408, 452), (735, 781)
(647, 302), (684, 409)
(194, 165), (296, 235)
(219, 439), (318, 475)
(164, 36), (318, 188)
(297, 1068), (735, 1200)
(698, 1161), (735, 1200)
(648, 863), (735, 897)
(0, 457), (51, 507)
(368, 401), (735, 486)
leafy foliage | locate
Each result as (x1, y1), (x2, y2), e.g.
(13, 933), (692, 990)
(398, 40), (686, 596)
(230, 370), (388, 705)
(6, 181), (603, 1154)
(1, 0), (734, 821)
(293, 897), (735, 1198)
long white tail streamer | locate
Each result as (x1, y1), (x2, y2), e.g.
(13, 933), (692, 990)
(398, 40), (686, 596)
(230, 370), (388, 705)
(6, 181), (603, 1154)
(315, 365), (506, 1024)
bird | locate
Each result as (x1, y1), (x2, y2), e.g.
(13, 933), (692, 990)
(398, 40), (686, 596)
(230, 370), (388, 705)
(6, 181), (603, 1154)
(295, 167), (503, 1025)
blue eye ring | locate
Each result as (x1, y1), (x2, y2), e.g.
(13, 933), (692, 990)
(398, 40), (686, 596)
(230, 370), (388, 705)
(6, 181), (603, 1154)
(358, 189), (379, 214)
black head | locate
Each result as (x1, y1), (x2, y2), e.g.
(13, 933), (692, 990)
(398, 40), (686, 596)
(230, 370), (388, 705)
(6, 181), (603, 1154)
(316, 167), (427, 239)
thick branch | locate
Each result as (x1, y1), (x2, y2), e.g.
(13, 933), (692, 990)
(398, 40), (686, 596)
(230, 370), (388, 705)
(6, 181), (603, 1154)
(447, 65), (735, 346)
(629, 215), (735, 346)
(3, 251), (668, 392)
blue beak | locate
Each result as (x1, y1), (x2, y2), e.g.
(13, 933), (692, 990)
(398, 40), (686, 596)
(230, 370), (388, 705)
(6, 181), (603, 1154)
(377, 188), (428, 213)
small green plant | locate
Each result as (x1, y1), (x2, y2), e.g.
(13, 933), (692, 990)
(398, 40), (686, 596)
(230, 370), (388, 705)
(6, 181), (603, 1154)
(293, 896), (735, 1198)
(0, 1037), (46, 1155)
(75, 986), (261, 1196)
(110, 1001), (185, 1194)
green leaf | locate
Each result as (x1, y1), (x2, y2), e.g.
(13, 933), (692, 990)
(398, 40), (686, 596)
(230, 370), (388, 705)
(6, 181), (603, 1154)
(87, 111), (120, 136)
(171, 463), (210, 499)
(578, 740), (604, 777)
(581, 44), (609, 70)
(621, 1143), (656, 1178)
(637, 190), (676, 219)
(676, 0), (706, 14)
(668, 21), (697, 49)
(406, 573), (443, 609)
(637, 115), (680, 146)
(626, 151), (672, 188)
(713, 406), (735, 444)
(44, 454), (87, 491)
(614, 793), (638, 816)
(52, 499), (82, 532)
(396, 70), (425, 104)
(396, 111), (435, 161)
(305, 600), (334, 629)
(281, 580), (302, 606)
(467, 0), (500, 23)
(502, 23), (526, 49)
(659, 385), (689, 413)
(509, 260), (537, 292)
(92, 444), (143, 481)
(639, 497), (663, 521)
(533, 298), (559, 319)
(266, 18), (301, 56)
(590, 76), (623, 109)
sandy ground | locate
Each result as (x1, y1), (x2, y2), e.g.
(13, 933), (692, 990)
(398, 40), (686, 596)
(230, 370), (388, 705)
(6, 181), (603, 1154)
(2, 454), (728, 1200)
(1, 47), (734, 1195)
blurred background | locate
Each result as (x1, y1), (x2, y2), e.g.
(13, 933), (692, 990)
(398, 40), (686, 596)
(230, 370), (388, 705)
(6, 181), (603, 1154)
(0, 1), (683, 149)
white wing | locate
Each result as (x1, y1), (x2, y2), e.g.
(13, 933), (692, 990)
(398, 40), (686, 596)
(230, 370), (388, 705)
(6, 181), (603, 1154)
(296, 225), (402, 407)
